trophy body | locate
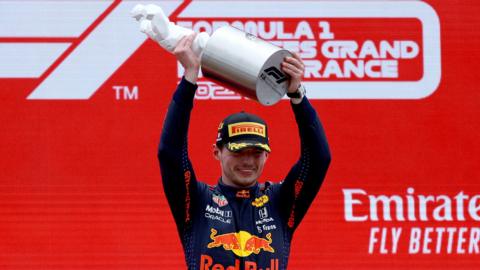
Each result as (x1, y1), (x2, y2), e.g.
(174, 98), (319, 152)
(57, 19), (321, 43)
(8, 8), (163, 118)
(201, 26), (291, 105)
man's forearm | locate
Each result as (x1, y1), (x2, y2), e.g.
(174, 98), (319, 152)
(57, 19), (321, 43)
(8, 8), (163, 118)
(157, 77), (198, 232)
(159, 77), (197, 150)
(280, 97), (331, 230)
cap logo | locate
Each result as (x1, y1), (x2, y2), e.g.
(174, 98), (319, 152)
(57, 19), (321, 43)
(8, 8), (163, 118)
(228, 122), (266, 137)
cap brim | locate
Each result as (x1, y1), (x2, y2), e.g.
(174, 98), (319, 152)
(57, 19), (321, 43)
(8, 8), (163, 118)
(226, 141), (271, 153)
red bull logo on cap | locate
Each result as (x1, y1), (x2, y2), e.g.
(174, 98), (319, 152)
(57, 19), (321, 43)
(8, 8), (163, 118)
(207, 228), (275, 257)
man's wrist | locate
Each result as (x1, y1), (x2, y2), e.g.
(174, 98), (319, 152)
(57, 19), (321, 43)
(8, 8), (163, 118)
(287, 84), (306, 104)
(184, 67), (200, 84)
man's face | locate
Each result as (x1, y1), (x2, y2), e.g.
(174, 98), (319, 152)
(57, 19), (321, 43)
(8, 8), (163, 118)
(213, 145), (268, 188)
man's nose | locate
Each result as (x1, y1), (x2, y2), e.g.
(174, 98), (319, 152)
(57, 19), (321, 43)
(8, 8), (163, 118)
(239, 154), (254, 164)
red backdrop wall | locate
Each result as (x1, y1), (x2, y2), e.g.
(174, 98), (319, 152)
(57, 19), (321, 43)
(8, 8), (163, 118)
(0, 0), (479, 269)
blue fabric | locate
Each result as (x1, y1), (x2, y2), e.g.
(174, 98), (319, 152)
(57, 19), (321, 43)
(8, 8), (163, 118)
(158, 77), (331, 270)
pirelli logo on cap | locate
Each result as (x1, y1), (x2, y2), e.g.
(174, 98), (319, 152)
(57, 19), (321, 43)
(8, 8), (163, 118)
(228, 122), (266, 137)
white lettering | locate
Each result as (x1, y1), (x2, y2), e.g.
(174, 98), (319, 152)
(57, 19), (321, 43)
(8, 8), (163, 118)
(369, 227), (380, 254)
(455, 191), (468, 220)
(419, 195), (435, 221)
(262, 224), (277, 231)
(205, 213), (232, 224)
(409, 228), (421, 254)
(294, 21), (314, 39)
(469, 195), (480, 220)
(433, 195), (453, 221)
(304, 60), (322, 78)
(369, 194), (404, 221)
(343, 188), (479, 222)
(407, 227), (480, 254)
(446, 227), (456, 254)
(343, 189), (368, 221)
(365, 60), (382, 78)
(469, 228), (480, 253)
(323, 60), (343, 78)
(422, 227), (433, 254)
(255, 217), (274, 225)
(435, 227), (445, 253)
(401, 41), (419, 59)
(392, 228), (401, 254)
(359, 40), (379, 58)
(407, 187), (416, 221)
(381, 60), (398, 78)
(205, 205), (232, 217)
(457, 227), (468, 254)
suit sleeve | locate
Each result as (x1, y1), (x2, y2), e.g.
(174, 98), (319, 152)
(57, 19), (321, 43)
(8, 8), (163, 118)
(157, 77), (198, 235)
(279, 97), (331, 231)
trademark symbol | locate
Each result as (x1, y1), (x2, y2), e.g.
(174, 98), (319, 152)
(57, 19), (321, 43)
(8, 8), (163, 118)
(113, 85), (138, 100)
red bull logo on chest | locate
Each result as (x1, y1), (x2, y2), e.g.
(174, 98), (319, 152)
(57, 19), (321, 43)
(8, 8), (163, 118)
(207, 228), (274, 257)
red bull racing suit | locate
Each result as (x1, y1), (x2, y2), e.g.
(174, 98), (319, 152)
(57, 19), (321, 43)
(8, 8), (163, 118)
(158, 77), (331, 270)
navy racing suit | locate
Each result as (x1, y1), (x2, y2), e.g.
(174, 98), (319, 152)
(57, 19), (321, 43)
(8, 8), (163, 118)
(158, 77), (331, 270)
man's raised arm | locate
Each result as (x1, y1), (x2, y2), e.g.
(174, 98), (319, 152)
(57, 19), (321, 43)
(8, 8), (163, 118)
(157, 34), (200, 234)
(278, 53), (332, 231)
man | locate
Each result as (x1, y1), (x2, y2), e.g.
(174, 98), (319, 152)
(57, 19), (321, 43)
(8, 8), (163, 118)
(158, 34), (331, 270)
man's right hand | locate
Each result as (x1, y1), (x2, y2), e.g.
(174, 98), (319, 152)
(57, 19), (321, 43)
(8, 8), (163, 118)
(174, 33), (200, 84)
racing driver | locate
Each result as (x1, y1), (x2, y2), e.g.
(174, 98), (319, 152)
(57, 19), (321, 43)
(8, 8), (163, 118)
(158, 34), (331, 270)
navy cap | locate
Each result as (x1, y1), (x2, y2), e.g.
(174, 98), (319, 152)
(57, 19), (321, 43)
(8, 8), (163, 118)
(216, 112), (271, 152)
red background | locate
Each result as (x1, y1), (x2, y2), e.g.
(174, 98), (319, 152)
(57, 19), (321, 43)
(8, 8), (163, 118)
(0, 0), (479, 269)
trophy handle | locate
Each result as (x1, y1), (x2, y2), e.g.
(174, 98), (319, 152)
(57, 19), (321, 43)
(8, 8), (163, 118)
(131, 4), (209, 56)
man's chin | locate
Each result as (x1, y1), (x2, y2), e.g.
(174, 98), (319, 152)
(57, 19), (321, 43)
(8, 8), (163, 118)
(234, 175), (257, 187)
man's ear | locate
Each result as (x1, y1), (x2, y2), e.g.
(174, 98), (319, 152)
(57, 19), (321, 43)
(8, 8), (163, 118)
(213, 144), (221, 160)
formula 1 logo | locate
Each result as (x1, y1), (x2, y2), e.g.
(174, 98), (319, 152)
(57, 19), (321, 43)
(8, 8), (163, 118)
(1, 1), (440, 100)
(262, 67), (288, 84)
(0, 0), (182, 100)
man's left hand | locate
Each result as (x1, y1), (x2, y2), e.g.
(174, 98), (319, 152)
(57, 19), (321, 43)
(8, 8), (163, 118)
(281, 52), (305, 93)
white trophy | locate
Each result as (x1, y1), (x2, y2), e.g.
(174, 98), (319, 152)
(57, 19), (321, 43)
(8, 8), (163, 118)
(131, 4), (291, 106)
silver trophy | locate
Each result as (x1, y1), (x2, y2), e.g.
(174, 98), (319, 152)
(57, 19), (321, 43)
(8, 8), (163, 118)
(131, 4), (291, 105)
